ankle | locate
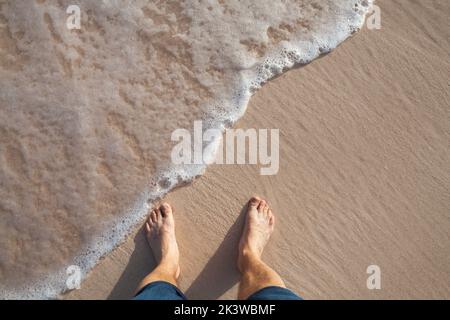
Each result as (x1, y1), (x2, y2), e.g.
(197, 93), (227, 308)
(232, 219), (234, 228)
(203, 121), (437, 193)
(240, 245), (262, 260)
(157, 260), (180, 279)
(238, 246), (262, 272)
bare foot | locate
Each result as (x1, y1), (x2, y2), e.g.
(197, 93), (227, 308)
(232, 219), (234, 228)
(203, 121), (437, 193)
(238, 196), (275, 271)
(145, 203), (180, 279)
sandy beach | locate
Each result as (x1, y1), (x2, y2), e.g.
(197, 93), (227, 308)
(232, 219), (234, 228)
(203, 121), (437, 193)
(63, 0), (450, 300)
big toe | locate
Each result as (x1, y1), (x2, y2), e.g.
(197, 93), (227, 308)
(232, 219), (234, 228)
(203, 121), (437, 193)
(160, 202), (173, 217)
(249, 196), (262, 208)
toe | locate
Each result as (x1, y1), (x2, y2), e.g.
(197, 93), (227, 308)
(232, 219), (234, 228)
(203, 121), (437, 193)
(249, 196), (261, 207)
(150, 210), (157, 223)
(160, 203), (172, 217)
(263, 204), (270, 216)
(257, 200), (266, 212)
(268, 210), (275, 226)
(154, 208), (162, 221)
(269, 215), (275, 227)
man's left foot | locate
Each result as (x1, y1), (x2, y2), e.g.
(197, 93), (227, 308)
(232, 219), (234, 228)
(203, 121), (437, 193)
(145, 203), (180, 279)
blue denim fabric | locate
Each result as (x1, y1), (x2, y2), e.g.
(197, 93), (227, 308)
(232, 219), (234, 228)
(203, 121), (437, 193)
(133, 281), (302, 300)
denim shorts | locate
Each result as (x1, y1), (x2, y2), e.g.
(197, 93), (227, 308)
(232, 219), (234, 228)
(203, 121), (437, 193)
(133, 281), (302, 300)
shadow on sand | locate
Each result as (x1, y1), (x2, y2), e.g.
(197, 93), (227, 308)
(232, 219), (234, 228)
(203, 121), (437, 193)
(184, 206), (247, 299)
(107, 204), (248, 300)
(107, 226), (156, 300)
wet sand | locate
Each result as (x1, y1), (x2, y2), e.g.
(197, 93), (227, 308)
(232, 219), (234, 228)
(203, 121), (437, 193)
(67, 0), (450, 299)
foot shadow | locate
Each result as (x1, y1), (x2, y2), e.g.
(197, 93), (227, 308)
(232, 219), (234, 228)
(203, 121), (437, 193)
(184, 205), (247, 300)
(107, 227), (157, 300)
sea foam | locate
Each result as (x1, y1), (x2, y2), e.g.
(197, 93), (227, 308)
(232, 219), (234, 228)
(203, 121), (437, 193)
(0, 0), (373, 299)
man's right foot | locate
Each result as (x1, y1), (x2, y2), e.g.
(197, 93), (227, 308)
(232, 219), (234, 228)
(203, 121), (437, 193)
(238, 197), (275, 272)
